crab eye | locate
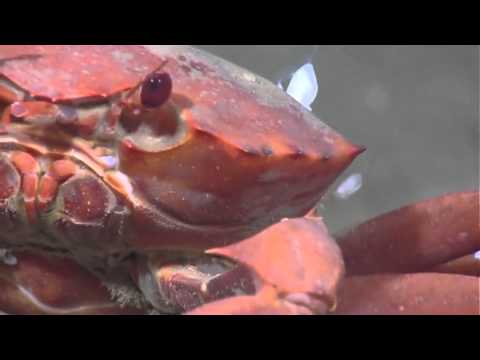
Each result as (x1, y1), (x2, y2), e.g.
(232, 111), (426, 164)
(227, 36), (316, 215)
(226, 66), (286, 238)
(140, 72), (173, 108)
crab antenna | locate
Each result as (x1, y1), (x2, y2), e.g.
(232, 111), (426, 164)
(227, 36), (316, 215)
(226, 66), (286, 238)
(124, 59), (170, 100)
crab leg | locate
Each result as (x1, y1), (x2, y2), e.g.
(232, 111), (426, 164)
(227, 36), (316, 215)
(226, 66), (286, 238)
(132, 217), (345, 315)
(332, 191), (479, 315)
(0, 251), (144, 315)
(334, 273), (479, 315)
(336, 191), (480, 276)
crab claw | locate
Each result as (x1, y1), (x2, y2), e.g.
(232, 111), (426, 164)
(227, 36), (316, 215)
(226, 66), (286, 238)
(185, 285), (315, 315)
(0, 251), (143, 315)
(337, 191), (480, 275)
(205, 216), (345, 314)
(133, 216), (345, 314)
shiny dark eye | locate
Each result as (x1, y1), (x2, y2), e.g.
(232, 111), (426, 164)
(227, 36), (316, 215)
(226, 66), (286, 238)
(140, 72), (173, 108)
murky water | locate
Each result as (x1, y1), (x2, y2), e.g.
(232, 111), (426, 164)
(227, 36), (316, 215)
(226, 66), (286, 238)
(197, 45), (479, 233)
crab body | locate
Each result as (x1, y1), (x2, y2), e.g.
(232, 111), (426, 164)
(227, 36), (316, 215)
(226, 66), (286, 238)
(1, 46), (477, 315)
(0, 45), (362, 314)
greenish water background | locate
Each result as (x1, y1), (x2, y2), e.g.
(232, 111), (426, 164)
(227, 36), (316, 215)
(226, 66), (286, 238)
(196, 45), (478, 233)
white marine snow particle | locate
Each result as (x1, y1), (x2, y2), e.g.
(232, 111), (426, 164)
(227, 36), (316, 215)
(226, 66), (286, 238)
(335, 173), (363, 200)
(286, 63), (319, 111)
(0, 249), (18, 266)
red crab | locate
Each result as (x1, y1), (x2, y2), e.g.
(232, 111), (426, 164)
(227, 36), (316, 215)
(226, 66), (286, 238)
(0, 45), (477, 315)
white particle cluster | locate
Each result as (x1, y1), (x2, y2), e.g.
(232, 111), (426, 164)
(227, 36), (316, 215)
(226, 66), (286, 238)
(334, 173), (363, 200)
(0, 249), (18, 266)
(278, 62), (319, 111)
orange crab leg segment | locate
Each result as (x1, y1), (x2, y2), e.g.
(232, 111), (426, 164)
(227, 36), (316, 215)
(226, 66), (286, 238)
(37, 160), (78, 211)
(9, 151), (39, 224)
(334, 273), (479, 315)
(337, 191), (480, 276)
